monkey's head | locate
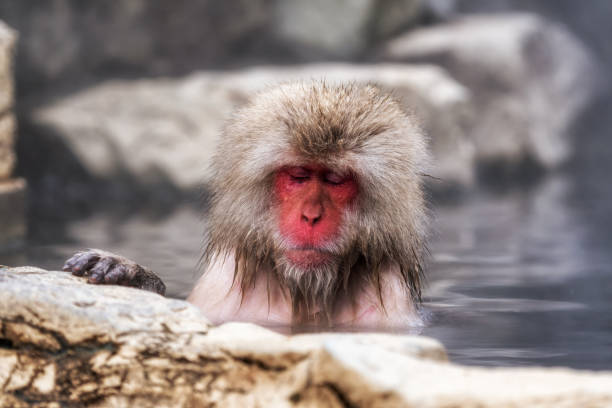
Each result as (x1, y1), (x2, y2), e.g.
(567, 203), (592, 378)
(205, 81), (429, 324)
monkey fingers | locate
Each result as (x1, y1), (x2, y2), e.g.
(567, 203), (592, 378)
(100, 264), (132, 285)
(88, 256), (120, 283)
(62, 250), (101, 276)
(62, 249), (166, 296)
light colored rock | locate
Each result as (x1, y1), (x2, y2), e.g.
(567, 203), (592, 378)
(0, 20), (16, 114)
(0, 112), (16, 179)
(0, 178), (26, 250)
(0, 266), (210, 345)
(0, 266), (444, 407)
(1, 266), (611, 407)
(312, 342), (612, 407)
(0, 22), (23, 249)
(33, 63), (476, 190)
(275, 0), (423, 57)
(275, 0), (373, 56)
(383, 13), (601, 170)
(0, 21), (16, 181)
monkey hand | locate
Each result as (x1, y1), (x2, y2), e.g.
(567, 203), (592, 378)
(62, 249), (166, 295)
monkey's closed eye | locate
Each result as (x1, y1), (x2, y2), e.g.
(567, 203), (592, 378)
(290, 175), (310, 183)
(324, 172), (347, 185)
(288, 167), (311, 182)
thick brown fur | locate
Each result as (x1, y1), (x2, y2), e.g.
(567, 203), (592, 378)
(203, 81), (429, 325)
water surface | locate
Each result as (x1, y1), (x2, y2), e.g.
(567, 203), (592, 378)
(4, 170), (611, 370)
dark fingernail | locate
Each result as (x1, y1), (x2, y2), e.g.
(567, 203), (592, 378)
(73, 267), (85, 276)
(71, 268), (84, 276)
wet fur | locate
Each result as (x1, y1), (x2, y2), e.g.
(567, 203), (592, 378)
(203, 81), (429, 325)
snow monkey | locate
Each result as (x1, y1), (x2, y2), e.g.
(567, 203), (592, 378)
(63, 81), (430, 328)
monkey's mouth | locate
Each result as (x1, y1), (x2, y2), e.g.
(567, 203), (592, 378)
(284, 248), (333, 267)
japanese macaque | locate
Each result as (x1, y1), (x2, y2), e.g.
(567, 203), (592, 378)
(63, 82), (429, 329)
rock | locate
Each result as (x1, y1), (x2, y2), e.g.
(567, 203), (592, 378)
(32, 63), (476, 192)
(0, 0), (424, 90)
(312, 343), (612, 407)
(1, 266), (611, 407)
(0, 178), (26, 250)
(275, 0), (423, 57)
(0, 113), (16, 179)
(0, 21), (24, 252)
(0, 20), (16, 115)
(0, 266), (443, 406)
(425, 1), (612, 73)
(0, 20), (16, 180)
(382, 13), (602, 174)
(0, 1), (271, 88)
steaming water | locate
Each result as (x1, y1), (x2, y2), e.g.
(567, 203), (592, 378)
(422, 175), (612, 369)
(3, 172), (611, 370)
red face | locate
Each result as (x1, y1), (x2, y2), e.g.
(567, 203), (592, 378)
(274, 164), (359, 268)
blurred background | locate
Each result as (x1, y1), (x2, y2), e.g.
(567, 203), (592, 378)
(0, 0), (610, 369)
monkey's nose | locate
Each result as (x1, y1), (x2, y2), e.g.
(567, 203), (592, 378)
(301, 203), (322, 226)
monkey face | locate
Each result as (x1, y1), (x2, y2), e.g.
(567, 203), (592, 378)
(273, 164), (358, 269)
(202, 82), (428, 323)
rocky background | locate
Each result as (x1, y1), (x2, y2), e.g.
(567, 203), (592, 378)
(0, 0), (607, 227)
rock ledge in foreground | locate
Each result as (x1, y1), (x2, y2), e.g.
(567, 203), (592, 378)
(1, 266), (611, 408)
